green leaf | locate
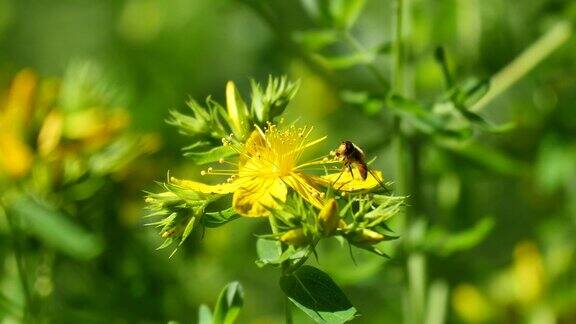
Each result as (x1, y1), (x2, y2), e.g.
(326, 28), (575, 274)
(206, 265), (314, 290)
(0, 292), (21, 317)
(280, 265), (357, 323)
(203, 209), (239, 228)
(456, 78), (490, 107)
(387, 94), (471, 139)
(213, 281), (244, 324)
(315, 0), (366, 29)
(427, 217), (495, 256)
(250, 76), (299, 123)
(437, 140), (527, 176)
(318, 52), (375, 70)
(198, 304), (213, 324)
(292, 30), (339, 51)
(156, 237), (174, 250)
(183, 145), (236, 165)
(179, 216), (196, 246)
(255, 239), (304, 267)
(7, 194), (102, 260)
(256, 238), (281, 264)
(335, 0), (366, 29)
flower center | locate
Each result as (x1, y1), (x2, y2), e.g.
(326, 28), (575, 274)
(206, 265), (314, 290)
(243, 124), (307, 178)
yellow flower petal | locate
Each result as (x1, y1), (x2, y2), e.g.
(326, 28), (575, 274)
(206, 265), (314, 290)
(240, 130), (265, 165)
(317, 168), (384, 192)
(0, 132), (34, 179)
(283, 173), (325, 209)
(170, 177), (238, 194)
(2, 69), (37, 133)
(37, 109), (63, 157)
(232, 177), (287, 217)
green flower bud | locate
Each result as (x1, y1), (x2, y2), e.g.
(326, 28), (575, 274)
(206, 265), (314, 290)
(318, 198), (339, 235)
(280, 228), (311, 247)
(348, 229), (385, 245)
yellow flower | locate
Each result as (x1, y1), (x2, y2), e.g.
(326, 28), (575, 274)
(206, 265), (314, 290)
(170, 123), (386, 217)
(0, 70), (36, 179)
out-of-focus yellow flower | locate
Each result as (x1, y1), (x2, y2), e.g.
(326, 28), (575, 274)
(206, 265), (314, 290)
(0, 132), (34, 179)
(0, 67), (155, 185)
(452, 284), (493, 323)
(0, 70), (37, 179)
(37, 109), (63, 157)
(1, 69), (36, 133)
(512, 241), (545, 305)
(171, 123), (383, 217)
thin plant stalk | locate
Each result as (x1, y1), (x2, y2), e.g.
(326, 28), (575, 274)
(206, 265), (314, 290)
(3, 207), (34, 322)
(268, 216), (293, 324)
(391, 0), (429, 323)
(471, 21), (571, 112)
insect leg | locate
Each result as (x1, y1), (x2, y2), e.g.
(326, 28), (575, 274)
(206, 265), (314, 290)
(368, 169), (391, 194)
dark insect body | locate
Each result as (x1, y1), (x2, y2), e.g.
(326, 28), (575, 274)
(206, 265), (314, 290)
(335, 140), (368, 180)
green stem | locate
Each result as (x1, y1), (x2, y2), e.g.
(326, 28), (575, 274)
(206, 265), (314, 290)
(284, 293), (293, 324)
(392, 0), (405, 95)
(268, 216), (293, 324)
(471, 21), (571, 112)
(2, 205), (34, 322)
(391, 1), (428, 323)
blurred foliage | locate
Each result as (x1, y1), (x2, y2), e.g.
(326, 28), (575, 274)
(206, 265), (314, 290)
(0, 0), (575, 323)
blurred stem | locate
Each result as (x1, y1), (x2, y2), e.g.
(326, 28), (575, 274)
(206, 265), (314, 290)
(407, 253), (426, 324)
(268, 216), (293, 324)
(392, 0), (409, 206)
(284, 293), (293, 324)
(391, 0), (429, 323)
(392, 0), (405, 94)
(471, 21), (572, 112)
(2, 205), (34, 321)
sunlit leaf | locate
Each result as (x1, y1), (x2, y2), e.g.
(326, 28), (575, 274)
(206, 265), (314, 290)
(202, 208), (239, 228)
(292, 29), (339, 51)
(213, 281), (244, 324)
(427, 217), (495, 256)
(198, 304), (213, 324)
(184, 145), (236, 165)
(280, 265), (357, 323)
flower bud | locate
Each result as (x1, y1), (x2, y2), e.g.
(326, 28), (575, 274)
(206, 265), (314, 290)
(348, 229), (385, 245)
(318, 198), (338, 235)
(280, 228), (311, 247)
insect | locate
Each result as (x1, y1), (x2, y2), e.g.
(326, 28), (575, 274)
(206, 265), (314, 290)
(334, 140), (368, 180)
(333, 140), (388, 191)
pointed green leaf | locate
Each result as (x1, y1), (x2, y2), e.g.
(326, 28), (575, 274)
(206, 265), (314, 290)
(292, 30), (339, 51)
(198, 304), (213, 324)
(280, 265), (357, 323)
(179, 216), (196, 246)
(7, 194), (102, 260)
(256, 238), (281, 263)
(203, 209), (240, 228)
(183, 145), (236, 165)
(213, 281), (244, 324)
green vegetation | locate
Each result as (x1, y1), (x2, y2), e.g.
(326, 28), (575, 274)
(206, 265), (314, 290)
(1, 0), (575, 323)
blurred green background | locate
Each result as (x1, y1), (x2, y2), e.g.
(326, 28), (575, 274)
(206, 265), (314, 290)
(1, 0), (575, 323)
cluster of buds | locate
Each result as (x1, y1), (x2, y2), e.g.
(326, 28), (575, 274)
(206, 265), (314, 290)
(274, 194), (403, 257)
